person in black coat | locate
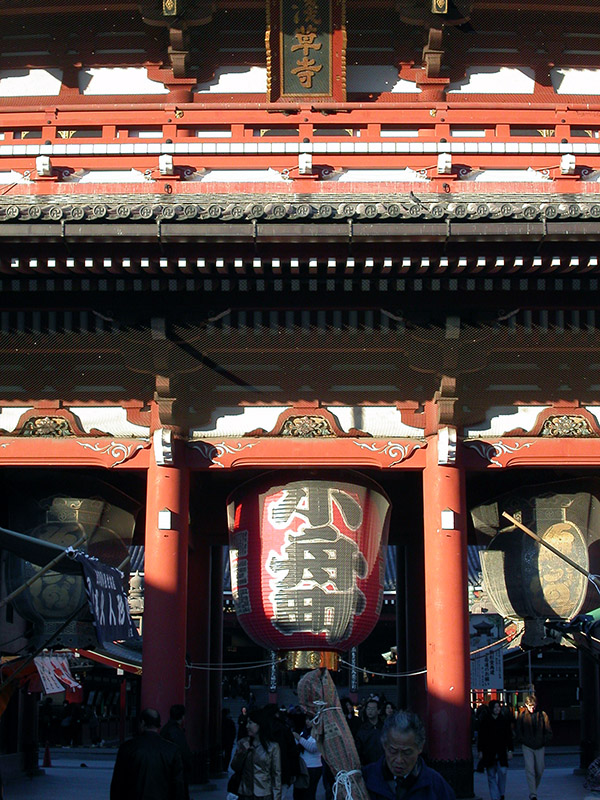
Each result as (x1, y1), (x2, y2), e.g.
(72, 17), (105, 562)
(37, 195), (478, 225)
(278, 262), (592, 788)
(354, 698), (384, 766)
(161, 704), (194, 798)
(222, 707), (237, 770)
(110, 707), (186, 800)
(477, 700), (513, 800)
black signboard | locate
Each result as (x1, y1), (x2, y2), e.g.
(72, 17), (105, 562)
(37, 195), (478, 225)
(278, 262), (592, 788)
(71, 550), (139, 646)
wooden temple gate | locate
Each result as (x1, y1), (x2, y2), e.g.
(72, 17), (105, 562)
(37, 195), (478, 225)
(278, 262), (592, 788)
(0, 0), (599, 796)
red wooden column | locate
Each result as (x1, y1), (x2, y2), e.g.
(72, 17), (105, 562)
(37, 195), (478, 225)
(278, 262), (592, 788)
(209, 544), (224, 774)
(186, 533), (211, 782)
(422, 432), (472, 796)
(141, 436), (189, 721)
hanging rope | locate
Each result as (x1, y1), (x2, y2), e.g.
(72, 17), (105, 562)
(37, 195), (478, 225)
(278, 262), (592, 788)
(332, 769), (361, 800)
(308, 703), (339, 726)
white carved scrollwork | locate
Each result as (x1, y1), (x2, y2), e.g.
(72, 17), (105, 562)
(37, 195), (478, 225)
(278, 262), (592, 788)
(189, 440), (257, 467)
(464, 439), (533, 467)
(76, 441), (145, 467)
(352, 440), (423, 466)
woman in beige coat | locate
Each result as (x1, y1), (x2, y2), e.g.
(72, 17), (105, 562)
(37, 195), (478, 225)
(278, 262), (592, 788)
(231, 709), (282, 800)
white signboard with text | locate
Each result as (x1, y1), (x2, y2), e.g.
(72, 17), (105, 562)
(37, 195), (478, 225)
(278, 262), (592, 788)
(470, 613), (504, 690)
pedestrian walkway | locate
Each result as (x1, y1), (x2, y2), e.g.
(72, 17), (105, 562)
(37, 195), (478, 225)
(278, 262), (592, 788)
(2, 748), (597, 800)
(473, 764), (594, 800)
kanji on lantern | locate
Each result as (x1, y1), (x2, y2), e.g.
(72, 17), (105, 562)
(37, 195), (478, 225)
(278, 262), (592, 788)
(227, 471), (391, 654)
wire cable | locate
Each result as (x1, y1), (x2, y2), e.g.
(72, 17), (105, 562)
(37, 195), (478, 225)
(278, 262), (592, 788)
(187, 658), (285, 672)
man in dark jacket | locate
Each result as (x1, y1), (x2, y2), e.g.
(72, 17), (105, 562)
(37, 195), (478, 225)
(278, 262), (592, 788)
(110, 707), (186, 800)
(516, 695), (552, 800)
(477, 700), (513, 800)
(161, 704), (194, 798)
(355, 698), (384, 766)
(362, 710), (455, 800)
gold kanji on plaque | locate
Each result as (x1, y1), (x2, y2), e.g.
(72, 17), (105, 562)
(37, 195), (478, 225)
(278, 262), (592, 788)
(291, 57), (322, 88)
(291, 27), (322, 57)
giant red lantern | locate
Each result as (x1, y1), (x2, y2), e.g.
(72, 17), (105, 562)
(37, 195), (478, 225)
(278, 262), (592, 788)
(227, 471), (391, 666)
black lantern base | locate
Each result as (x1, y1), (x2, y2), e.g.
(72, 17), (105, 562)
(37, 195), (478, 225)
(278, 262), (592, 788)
(427, 758), (475, 799)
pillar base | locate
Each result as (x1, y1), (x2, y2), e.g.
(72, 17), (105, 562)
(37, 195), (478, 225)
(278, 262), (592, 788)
(427, 758), (474, 799)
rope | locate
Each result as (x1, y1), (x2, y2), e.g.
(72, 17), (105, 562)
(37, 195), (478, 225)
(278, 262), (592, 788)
(332, 769), (361, 800)
(308, 703), (338, 725)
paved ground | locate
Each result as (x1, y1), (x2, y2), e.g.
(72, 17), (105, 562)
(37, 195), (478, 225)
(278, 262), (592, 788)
(3, 748), (598, 800)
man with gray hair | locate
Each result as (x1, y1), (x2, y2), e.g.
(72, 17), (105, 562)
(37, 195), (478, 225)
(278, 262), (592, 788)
(362, 710), (455, 800)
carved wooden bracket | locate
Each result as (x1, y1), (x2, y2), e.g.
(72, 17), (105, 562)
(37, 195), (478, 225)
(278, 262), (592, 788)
(140, 0), (215, 79)
(154, 375), (176, 428)
(423, 27), (444, 78)
(433, 376), (458, 427)
(168, 27), (190, 77)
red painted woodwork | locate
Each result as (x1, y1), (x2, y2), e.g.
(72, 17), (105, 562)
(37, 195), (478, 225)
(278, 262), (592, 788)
(2, 434), (600, 472)
(0, 438), (150, 468)
(422, 436), (471, 763)
(187, 437), (426, 469)
(185, 537), (212, 779)
(209, 545), (224, 771)
(141, 445), (189, 718)
(0, 104), (599, 196)
(462, 437), (600, 469)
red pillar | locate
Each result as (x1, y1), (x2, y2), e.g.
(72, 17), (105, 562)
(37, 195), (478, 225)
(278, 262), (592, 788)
(422, 433), (472, 796)
(141, 439), (189, 722)
(209, 544), (224, 774)
(186, 535), (211, 782)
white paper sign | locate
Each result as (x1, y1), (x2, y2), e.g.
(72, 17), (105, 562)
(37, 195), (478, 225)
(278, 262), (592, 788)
(34, 655), (81, 695)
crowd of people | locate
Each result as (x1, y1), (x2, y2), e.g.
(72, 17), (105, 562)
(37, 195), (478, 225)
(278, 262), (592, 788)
(110, 694), (458, 800)
(474, 694), (552, 800)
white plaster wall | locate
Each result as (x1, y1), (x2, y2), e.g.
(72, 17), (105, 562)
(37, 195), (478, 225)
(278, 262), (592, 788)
(191, 406), (290, 436)
(586, 407), (600, 427)
(0, 68), (62, 97)
(551, 68), (600, 94)
(194, 66), (267, 94)
(73, 169), (146, 183)
(79, 67), (169, 95)
(346, 66), (420, 94)
(198, 168), (286, 182)
(330, 168), (428, 182)
(465, 406), (550, 437)
(327, 406), (424, 436)
(448, 66), (536, 94)
(462, 168), (551, 182)
(0, 171), (32, 184)
(0, 407), (32, 432)
(69, 407), (149, 437)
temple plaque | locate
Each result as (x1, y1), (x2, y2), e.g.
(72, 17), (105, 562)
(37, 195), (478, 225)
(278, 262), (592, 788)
(267, 0), (346, 101)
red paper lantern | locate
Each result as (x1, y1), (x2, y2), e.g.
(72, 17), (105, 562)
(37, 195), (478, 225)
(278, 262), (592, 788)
(227, 471), (391, 660)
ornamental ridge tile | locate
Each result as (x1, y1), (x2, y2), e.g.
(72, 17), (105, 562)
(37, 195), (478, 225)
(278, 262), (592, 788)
(0, 193), (599, 224)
